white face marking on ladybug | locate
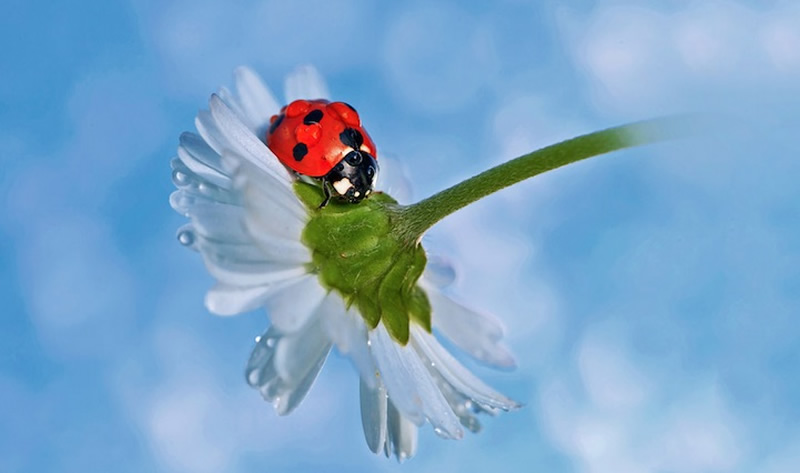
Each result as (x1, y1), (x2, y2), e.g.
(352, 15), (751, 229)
(353, 190), (361, 198)
(333, 178), (354, 196)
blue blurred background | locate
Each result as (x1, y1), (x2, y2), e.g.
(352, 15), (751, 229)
(2, 1), (799, 472)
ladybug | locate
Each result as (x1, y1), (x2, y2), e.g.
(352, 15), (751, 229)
(266, 99), (378, 207)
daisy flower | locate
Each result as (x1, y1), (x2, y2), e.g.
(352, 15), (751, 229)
(170, 66), (519, 461)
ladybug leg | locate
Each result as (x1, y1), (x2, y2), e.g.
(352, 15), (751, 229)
(319, 178), (332, 209)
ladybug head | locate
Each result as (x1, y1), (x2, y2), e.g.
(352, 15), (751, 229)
(326, 151), (378, 203)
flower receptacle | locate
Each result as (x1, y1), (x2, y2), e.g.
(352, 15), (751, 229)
(296, 181), (431, 344)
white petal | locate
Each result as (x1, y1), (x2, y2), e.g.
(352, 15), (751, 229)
(320, 299), (377, 387)
(433, 379), (486, 433)
(170, 189), (228, 218)
(359, 377), (387, 454)
(218, 142), (292, 191)
(208, 95), (294, 185)
(220, 151), (311, 265)
(284, 65), (330, 103)
(172, 164), (310, 288)
(222, 149), (297, 203)
(217, 85), (257, 132)
(184, 199), (250, 243)
(234, 66), (281, 134)
(238, 167), (308, 241)
(386, 400), (418, 462)
(410, 325), (519, 411)
(264, 274), (327, 333)
(203, 255), (306, 288)
(237, 234), (309, 267)
(275, 349), (328, 415)
(194, 231), (291, 265)
(369, 324), (464, 439)
(196, 97), (290, 190)
(421, 255), (457, 289)
(274, 312), (330, 384)
(177, 132), (231, 189)
(272, 327), (330, 416)
(185, 208), (307, 287)
(202, 257), (305, 290)
(170, 158), (238, 209)
(183, 211), (308, 267)
(424, 283), (517, 368)
(245, 320), (332, 416)
(246, 326), (280, 388)
(195, 108), (231, 162)
(205, 283), (275, 316)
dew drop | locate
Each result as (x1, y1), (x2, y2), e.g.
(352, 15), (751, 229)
(266, 337), (276, 348)
(246, 370), (259, 386)
(461, 415), (481, 433)
(398, 452), (408, 462)
(254, 335), (262, 343)
(172, 169), (189, 185)
(177, 229), (195, 246)
(198, 182), (208, 194)
(366, 340), (372, 347)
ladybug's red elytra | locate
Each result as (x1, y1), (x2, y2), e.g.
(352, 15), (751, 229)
(266, 99), (379, 207)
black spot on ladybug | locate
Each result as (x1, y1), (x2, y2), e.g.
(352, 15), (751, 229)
(293, 143), (308, 161)
(303, 109), (324, 125)
(344, 150), (362, 166)
(269, 114), (286, 135)
(268, 114), (284, 134)
(339, 128), (364, 149)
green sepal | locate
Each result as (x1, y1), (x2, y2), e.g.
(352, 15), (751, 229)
(296, 181), (431, 344)
(408, 286), (432, 332)
(377, 251), (413, 343)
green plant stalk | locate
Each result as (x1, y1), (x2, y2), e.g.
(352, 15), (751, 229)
(394, 116), (697, 243)
(298, 115), (699, 343)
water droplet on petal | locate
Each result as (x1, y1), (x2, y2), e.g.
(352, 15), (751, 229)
(366, 340), (372, 347)
(254, 335), (262, 343)
(246, 370), (260, 386)
(172, 169), (188, 185)
(398, 452), (408, 462)
(266, 337), (276, 348)
(177, 229), (195, 246)
(433, 427), (449, 438)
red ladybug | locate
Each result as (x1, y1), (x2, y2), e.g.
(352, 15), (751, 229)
(266, 99), (378, 207)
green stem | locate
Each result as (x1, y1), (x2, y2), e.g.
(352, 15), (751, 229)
(394, 116), (699, 242)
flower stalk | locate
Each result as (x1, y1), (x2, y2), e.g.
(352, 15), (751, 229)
(393, 115), (699, 243)
(297, 115), (699, 344)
